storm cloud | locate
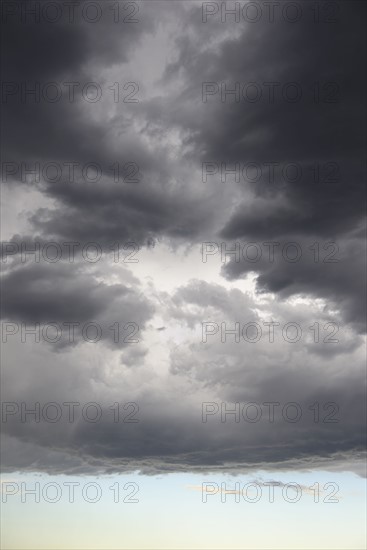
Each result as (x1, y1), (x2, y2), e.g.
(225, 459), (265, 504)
(1, 0), (366, 477)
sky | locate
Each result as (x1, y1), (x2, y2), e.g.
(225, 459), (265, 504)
(0, 0), (366, 548)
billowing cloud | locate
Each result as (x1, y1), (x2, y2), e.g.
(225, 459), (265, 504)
(1, 0), (365, 477)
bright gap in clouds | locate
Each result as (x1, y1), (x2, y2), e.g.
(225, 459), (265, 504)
(131, 241), (257, 295)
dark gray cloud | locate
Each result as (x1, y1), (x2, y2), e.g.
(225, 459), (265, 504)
(1, 260), (154, 348)
(1, 0), (154, 161)
(158, 0), (367, 329)
(1, 0), (365, 477)
(220, 231), (366, 332)
(1, 280), (365, 475)
(1, 1), (225, 251)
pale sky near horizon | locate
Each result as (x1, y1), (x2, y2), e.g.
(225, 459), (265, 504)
(1, 470), (366, 549)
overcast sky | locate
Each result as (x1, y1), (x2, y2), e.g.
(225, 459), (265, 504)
(1, 1), (366, 548)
